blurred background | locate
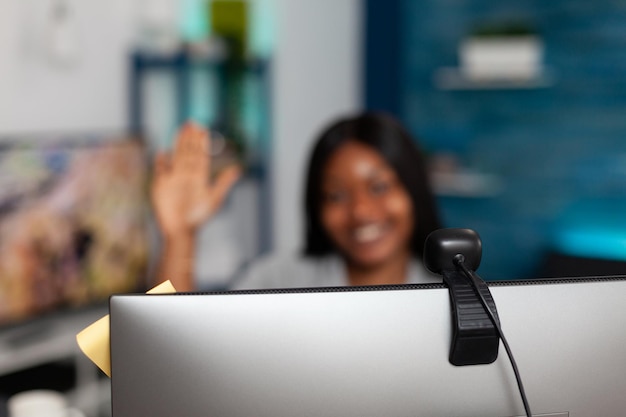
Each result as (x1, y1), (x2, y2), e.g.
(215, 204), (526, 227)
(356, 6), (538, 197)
(0, 0), (625, 415)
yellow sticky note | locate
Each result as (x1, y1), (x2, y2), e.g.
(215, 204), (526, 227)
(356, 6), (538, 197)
(76, 280), (177, 377)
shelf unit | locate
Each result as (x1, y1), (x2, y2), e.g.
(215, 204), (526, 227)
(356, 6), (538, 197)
(129, 49), (270, 135)
(430, 171), (504, 198)
(433, 66), (556, 90)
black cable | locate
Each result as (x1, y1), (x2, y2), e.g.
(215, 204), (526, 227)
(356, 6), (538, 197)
(453, 254), (533, 417)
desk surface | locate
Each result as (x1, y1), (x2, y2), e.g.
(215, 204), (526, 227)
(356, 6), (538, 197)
(0, 307), (106, 376)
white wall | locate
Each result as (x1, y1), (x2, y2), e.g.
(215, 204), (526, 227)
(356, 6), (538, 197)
(0, 0), (137, 133)
(271, 0), (363, 253)
(0, 0), (363, 254)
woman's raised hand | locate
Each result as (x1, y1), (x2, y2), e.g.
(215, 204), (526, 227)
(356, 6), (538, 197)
(151, 122), (241, 238)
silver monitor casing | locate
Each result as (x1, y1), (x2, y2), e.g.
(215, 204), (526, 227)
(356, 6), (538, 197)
(110, 278), (626, 417)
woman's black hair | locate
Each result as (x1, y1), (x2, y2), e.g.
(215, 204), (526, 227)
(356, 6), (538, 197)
(303, 111), (442, 258)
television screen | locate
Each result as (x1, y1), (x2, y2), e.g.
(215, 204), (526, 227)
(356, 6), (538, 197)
(0, 136), (150, 327)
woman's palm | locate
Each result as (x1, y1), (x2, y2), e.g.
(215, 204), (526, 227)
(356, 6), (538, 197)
(151, 123), (240, 236)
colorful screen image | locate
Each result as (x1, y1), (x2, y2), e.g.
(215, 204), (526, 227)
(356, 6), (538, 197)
(0, 137), (150, 326)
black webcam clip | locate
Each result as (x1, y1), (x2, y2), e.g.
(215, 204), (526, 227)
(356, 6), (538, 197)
(423, 228), (500, 366)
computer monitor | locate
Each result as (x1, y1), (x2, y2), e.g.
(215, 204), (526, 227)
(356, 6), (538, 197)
(0, 135), (150, 329)
(110, 276), (626, 417)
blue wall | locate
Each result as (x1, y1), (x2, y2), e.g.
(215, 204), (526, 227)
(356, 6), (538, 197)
(371, 1), (626, 279)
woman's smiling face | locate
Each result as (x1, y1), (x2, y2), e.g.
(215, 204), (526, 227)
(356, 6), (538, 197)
(319, 140), (415, 269)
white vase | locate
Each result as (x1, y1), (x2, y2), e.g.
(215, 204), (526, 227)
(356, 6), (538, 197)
(459, 35), (543, 80)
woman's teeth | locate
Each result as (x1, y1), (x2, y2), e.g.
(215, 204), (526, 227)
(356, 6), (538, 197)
(354, 224), (385, 243)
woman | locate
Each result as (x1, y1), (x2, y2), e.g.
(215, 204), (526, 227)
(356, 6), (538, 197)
(151, 112), (442, 291)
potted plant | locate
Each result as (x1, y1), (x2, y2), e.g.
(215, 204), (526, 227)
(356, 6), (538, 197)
(459, 21), (543, 81)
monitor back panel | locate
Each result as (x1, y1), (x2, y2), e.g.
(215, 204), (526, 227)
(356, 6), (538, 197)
(110, 279), (626, 417)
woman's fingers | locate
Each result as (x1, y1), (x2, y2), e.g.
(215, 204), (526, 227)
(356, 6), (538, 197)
(210, 165), (243, 210)
(173, 122), (191, 155)
(171, 121), (210, 177)
(189, 121), (209, 154)
(159, 121), (240, 214)
(153, 151), (171, 177)
(188, 122), (211, 176)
